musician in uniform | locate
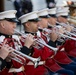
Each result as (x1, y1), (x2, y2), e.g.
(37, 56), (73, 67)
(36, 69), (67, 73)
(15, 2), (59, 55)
(19, 10), (74, 75)
(19, 10), (53, 75)
(0, 10), (36, 75)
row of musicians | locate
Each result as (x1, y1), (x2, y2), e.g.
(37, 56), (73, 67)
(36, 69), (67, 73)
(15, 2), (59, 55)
(0, 9), (76, 75)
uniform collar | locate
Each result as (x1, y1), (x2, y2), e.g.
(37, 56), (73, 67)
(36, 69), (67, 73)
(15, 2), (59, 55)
(38, 28), (43, 32)
(0, 33), (12, 38)
(25, 31), (37, 36)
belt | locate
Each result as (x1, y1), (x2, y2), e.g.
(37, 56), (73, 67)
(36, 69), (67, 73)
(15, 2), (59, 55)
(9, 66), (25, 73)
(27, 61), (45, 65)
(60, 48), (65, 51)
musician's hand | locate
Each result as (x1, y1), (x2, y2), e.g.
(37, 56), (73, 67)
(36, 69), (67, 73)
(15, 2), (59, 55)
(6, 52), (16, 62)
(0, 44), (14, 60)
(49, 28), (58, 42)
(65, 25), (73, 32)
(57, 26), (65, 34)
(70, 25), (74, 31)
(24, 34), (35, 48)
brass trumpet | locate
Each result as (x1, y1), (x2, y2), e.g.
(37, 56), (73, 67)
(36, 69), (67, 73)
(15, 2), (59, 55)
(56, 21), (76, 37)
(12, 48), (41, 68)
(14, 30), (58, 54)
(0, 34), (41, 68)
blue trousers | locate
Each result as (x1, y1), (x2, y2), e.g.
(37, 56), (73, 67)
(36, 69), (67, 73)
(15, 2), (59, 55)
(60, 62), (76, 75)
(69, 56), (76, 62)
(57, 69), (74, 75)
(48, 68), (74, 75)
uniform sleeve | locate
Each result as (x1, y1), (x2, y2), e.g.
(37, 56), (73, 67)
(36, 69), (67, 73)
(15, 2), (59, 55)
(20, 46), (34, 56)
(0, 57), (6, 71)
(48, 40), (57, 47)
(56, 40), (65, 46)
(48, 40), (65, 47)
(33, 46), (54, 60)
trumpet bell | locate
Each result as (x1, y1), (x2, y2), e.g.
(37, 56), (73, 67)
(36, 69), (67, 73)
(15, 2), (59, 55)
(34, 56), (41, 68)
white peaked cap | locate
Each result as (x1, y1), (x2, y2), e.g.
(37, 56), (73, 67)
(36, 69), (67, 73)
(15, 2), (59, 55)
(48, 8), (56, 15)
(0, 10), (17, 20)
(56, 12), (69, 17)
(37, 8), (49, 17)
(56, 0), (68, 7)
(19, 11), (39, 23)
(56, 7), (69, 13)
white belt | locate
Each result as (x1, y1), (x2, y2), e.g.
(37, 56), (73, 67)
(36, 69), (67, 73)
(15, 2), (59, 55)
(27, 61), (45, 65)
(60, 48), (65, 51)
(8, 61), (45, 73)
(9, 66), (25, 73)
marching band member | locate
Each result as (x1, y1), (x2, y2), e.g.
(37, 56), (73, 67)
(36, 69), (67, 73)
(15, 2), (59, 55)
(37, 8), (58, 43)
(0, 10), (35, 75)
(19, 10), (55, 75)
